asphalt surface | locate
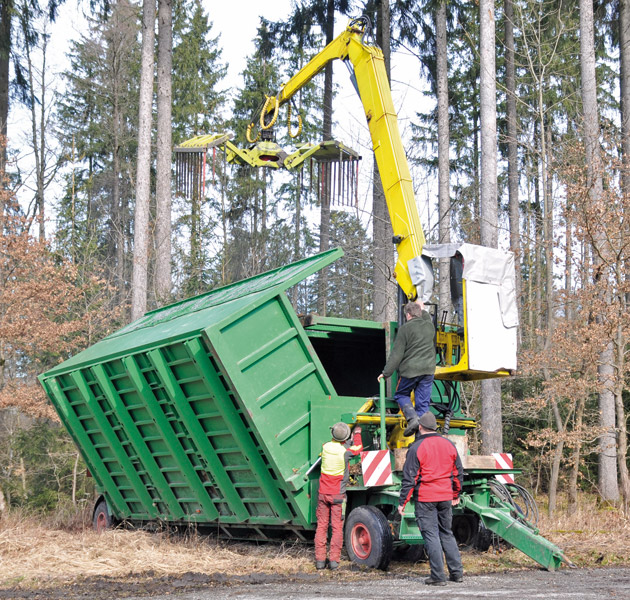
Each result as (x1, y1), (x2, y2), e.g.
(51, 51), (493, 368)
(122, 567), (630, 600)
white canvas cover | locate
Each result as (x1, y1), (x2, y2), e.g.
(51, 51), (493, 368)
(423, 243), (518, 373)
(458, 243), (519, 329)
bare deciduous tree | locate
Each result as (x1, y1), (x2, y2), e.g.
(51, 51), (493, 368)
(131, 0), (156, 321)
(479, 0), (502, 454)
(579, 0), (618, 502)
(155, 0), (173, 306)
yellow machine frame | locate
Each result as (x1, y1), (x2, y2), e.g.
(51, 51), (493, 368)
(256, 18), (509, 381)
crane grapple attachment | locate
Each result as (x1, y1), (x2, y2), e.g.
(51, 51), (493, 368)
(174, 134), (361, 206)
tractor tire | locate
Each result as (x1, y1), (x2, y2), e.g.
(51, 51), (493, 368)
(93, 498), (113, 532)
(344, 505), (393, 570)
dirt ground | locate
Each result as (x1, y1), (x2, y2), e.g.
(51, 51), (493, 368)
(1, 566), (629, 600)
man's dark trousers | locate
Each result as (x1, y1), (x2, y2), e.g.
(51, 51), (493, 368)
(394, 374), (434, 418)
(415, 500), (463, 582)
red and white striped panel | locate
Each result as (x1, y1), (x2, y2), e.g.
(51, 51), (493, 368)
(361, 450), (393, 487)
(493, 453), (515, 484)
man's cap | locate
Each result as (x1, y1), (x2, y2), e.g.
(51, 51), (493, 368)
(418, 412), (437, 431)
(331, 422), (351, 442)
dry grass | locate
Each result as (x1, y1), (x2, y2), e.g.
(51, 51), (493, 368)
(1, 497), (628, 589)
(0, 511), (312, 587)
(537, 497), (630, 566)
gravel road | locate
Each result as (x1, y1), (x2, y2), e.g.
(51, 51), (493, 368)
(2, 566), (628, 599)
(128, 567), (629, 600)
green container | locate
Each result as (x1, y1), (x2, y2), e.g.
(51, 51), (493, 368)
(39, 249), (379, 532)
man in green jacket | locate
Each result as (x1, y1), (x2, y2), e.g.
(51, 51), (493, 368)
(378, 301), (436, 436)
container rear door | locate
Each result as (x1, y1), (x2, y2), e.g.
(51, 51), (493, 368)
(204, 292), (334, 517)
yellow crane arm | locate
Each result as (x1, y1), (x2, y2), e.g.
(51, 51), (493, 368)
(266, 18), (425, 300)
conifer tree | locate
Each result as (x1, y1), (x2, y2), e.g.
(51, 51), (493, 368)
(56, 0), (140, 303)
(224, 22), (281, 283)
(171, 0), (226, 297)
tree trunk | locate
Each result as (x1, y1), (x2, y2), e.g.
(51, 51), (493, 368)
(615, 320), (630, 513)
(373, 0), (396, 323)
(113, 103), (124, 298)
(131, 0), (156, 322)
(542, 111), (559, 515)
(534, 169), (543, 345)
(621, 0), (630, 196)
(436, 0), (451, 318)
(472, 111), (480, 243)
(317, 0), (335, 317)
(22, 13), (45, 241)
(191, 185), (200, 291)
(155, 0), (173, 305)
(0, 0), (11, 179)
(543, 118), (553, 331)
(565, 195), (573, 321)
(620, 0), (630, 356)
(479, 0), (497, 248)
(292, 170), (302, 309)
(505, 0), (520, 331)
(479, 0), (502, 454)
(547, 398), (564, 516)
(112, 32), (124, 301)
(567, 396), (585, 514)
(566, 187), (580, 515)
(579, 0), (619, 501)
(220, 151), (228, 285)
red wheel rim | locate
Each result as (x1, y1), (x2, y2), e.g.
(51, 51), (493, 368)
(95, 511), (107, 532)
(351, 523), (372, 560)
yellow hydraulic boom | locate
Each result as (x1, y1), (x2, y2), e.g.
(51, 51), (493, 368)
(259, 17), (425, 302)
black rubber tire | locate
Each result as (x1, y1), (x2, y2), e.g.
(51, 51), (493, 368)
(472, 521), (493, 552)
(393, 543), (427, 562)
(93, 499), (113, 532)
(452, 514), (479, 547)
(344, 505), (393, 570)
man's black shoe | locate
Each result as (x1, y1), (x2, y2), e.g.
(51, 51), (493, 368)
(328, 561), (339, 570)
(424, 578), (447, 586)
(449, 574), (464, 583)
(315, 560), (326, 570)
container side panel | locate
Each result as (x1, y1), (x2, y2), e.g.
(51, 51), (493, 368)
(139, 347), (258, 521)
(204, 295), (332, 526)
(149, 342), (294, 522)
(114, 356), (220, 520)
(91, 363), (189, 520)
(185, 337), (295, 523)
(42, 374), (151, 519)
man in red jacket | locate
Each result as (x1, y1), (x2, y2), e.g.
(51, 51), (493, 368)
(315, 422), (363, 570)
(398, 412), (464, 585)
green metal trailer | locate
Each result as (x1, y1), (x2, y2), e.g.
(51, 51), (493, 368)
(39, 248), (570, 570)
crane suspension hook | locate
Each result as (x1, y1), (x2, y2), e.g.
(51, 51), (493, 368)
(287, 101), (303, 139)
(260, 94), (280, 130)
